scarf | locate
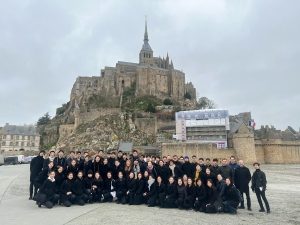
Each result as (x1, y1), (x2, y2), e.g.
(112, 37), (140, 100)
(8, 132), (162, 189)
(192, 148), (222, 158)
(147, 166), (153, 174)
(169, 164), (175, 177)
(194, 170), (200, 185)
(49, 157), (55, 161)
(48, 176), (55, 182)
(148, 179), (155, 190)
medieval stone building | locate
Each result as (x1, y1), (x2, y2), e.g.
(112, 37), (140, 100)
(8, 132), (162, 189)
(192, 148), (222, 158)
(69, 20), (196, 108)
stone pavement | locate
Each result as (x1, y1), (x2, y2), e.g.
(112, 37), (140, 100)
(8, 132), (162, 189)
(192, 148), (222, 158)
(0, 164), (300, 225)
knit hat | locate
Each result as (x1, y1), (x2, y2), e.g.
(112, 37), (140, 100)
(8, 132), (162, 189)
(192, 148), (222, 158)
(184, 156), (189, 159)
(88, 170), (93, 175)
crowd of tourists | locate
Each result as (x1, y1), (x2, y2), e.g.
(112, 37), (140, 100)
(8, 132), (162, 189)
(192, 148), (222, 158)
(29, 149), (270, 214)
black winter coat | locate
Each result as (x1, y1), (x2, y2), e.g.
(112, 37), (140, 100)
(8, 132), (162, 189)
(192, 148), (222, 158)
(72, 178), (85, 196)
(108, 158), (116, 167)
(83, 177), (93, 193)
(157, 183), (166, 195)
(216, 179), (226, 198)
(196, 184), (207, 202)
(146, 181), (157, 197)
(186, 185), (196, 200)
(169, 166), (183, 180)
(234, 166), (251, 192)
(92, 161), (102, 174)
(53, 157), (67, 171)
(210, 165), (221, 176)
(40, 179), (56, 197)
(115, 178), (127, 194)
(59, 179), (74, 202)
(157, 165), (170, 185)
(43, 158), (54, 169)
(224, 184), (240, 207)
(182, 162), (194, 178)
(135, 178), (145, 195)
(202, 173), (217, 187)
(177, 185), (187, 199)
(207, 187), (223, 211)
(92, 178), (104, 192)
(55, 171), (65, 193)
(166, 183), (177, 199)
(100, 164), (111, 180)
(34, 167), (53, 187)
(219, 165), (233, 180)
(126, 178), (136, 193)
(82, 161), (93, 177)
(66, 165), (78, 178)
(30, 156), (44, 182)
(112, 165), (124, 180)
(251, 169), (267, 191)
(103, 178), (116, 193)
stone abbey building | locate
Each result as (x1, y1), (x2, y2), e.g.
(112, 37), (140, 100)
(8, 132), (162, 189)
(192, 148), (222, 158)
(70, 20), (196, 108)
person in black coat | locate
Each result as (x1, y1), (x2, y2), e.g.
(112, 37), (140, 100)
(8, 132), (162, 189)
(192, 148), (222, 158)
(157, 160), (170, 185)
(202, 168), (217, 187)
(34, 161), (54, 194)
(36, 171), (59, 208)
(210, 158), (220, 177)
(55, 166), (65, 194)
(134, 172), (145, 205)
(72, 171), (88, 206)
(219, 159), (233, 181)
(145, 161), (158, 180)
(92, 171), (104, 202)
(29, 150), (45, 199)
(168, 160), (183, 181)
(156, 176), (166, 207)
(43, 151), (55, 169)
(112, 160), (124, 180)
(124, 160), (134, 179)
(126, 172), (136, 205)
(205, 179), (224, 213)
(101, 158), (111, 180)
(53, 150), (67, 172)
(251, 162), (270, 213)
(143, 174), (157, 207)
(192, 164), (204, 186)
(175, 178), (186, 209)
(182, 156), (194, 178)
(194, 179), (207, 212)
(59, 172), (76, 207)
(143, 170), (149, 193)
(66, 159), (78, 180)
(115, 171), (127, 204)
(185, 178), (196, 210)
(92, 156), (102, 174)
(223, 178), (240, 214)
(163, 176), (178, 208)
(82, 156), (93, 178)
(83, 170), (94, 203)
(234, 160), (252, 210)
(102, 171), (116, 202)
(216, 174), (226, 200)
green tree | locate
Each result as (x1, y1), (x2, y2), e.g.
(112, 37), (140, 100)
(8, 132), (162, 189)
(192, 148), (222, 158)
(163, 98), (173, 105)
(145, 103), (156, 113)
(184, 92), (191, 99)
(196, 97), (217, 109)
(37, 112), (51, 125)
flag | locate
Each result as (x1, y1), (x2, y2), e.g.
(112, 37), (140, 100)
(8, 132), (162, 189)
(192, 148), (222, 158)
(248, 121), (256, 127)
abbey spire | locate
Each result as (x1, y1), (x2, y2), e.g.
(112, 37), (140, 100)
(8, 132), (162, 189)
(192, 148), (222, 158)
(141, 16), (152, 52)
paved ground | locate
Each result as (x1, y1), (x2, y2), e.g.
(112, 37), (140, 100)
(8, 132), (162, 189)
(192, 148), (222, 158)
(0, 164), (299, 225)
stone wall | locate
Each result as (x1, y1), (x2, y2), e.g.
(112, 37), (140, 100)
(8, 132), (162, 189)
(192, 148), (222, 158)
(76, 108), (121, 126)
(254, 140), (265, 163)
(134, 118), (156, 135)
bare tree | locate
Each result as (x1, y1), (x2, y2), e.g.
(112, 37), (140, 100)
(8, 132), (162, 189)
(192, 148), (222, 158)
(196, 96), (217, 109)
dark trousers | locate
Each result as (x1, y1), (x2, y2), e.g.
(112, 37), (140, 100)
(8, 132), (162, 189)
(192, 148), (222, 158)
(30, 182), (37, 197)
(116, 191), (127, 204)
(62, 194), (76, 207)
(157, 193), (165, 207)
(175, 197), (185, 208)
(240, 188), (251, 208)
(195, 200), (206, 212)
(126, 192), (135, 205)
(255, 188), (270, 211)
(206, 204), (216, 213)
(43, 194), (60, 208)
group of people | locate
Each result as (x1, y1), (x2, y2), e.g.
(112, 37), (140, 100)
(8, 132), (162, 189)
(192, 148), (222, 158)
(29, 149), (270, 214)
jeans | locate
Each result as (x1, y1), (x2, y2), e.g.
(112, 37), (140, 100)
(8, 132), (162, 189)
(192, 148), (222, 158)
(223, 201), (237, 213)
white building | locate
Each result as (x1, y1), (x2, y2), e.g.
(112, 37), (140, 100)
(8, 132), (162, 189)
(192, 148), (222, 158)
(0, 123), (40, 152)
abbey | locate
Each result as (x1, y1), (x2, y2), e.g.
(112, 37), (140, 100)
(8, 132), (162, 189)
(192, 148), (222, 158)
(70, 20), (196, 108)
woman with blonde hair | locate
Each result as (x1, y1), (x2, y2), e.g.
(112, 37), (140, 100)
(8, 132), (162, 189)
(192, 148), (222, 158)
(124, 160), (133, 178)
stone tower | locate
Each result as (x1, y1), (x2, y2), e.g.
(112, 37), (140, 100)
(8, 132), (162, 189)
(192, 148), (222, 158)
(139, 17), (154, 66)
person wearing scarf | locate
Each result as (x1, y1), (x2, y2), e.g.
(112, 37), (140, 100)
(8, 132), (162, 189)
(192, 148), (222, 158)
(168, 160), (183, 180)
(143, 174), (157, 207)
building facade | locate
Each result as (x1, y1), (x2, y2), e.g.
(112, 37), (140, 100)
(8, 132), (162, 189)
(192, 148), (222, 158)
(68, 20), (196, 109)
(0, 123), (40, 152)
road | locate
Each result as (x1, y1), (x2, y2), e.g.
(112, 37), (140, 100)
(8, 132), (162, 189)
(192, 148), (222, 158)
(0, 164), (299, 225)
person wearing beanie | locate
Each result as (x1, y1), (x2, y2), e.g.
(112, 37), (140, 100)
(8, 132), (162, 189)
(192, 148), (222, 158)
(83, 170), (94, 203)
(29, 150), (45, 200)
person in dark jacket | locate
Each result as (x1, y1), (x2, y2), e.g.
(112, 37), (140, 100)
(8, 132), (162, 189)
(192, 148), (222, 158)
(194, 179), (207, 212)
(163, 176), (178, 208)
(102, 171), (116, 202)
(82, 155), (93, 178)
(175, 178), (186, 209)
(216, 174), (226, 200)
(229, 156), (239, 175)
(185, 178), (196, 210)
(59, 172), (76, 207)
(202, 168), (217, 187)
(43, 151), (55, 169)
(234, 160), (252, 211)
(157, 160), (170, 185)
(192, 164), (203, 186)
(205, 158), (212, 170)
(92, 156), (102, 174)
(29, 150), (45, 199)
(54, 150), (67, 171)
(112, 160), (124, 180)
(124, 160), (134, 179)
(143, 174), (157, 207)
(92, 171), (104, 202)
(100, 158), (110, 180)
(133, 159), (140, 179)
(37, 171), (59, 208)
(210, 158), (220, 176)
(219, 158), (233, 180)
(156, 176), (166, 207)
(55, 166), (65, 193)
(182, 156), (194, 178)
(168, 160), (183, 181)
(251, 162), (270, 213)
(108, 152), (116, 167)
(126, 172), (136, 205)
(223, 178), (240, 214)
(83, 170), (94, 203)
(143, 170), (149, 192)
(198, 158), (206, 172)
(115, 171), (127, 204)
(66, 159), (78, 179)
(66, 151), (76, 168)
(134, 172), (145, 205)
(72, 171), (88, 206)
(145, 161), (158, 179)
(205, 179), (224, 213)
(34, 161), (54, 194)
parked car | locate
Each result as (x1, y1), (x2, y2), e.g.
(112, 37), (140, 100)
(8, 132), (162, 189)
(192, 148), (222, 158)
(15, 155), (25, 164)
(23, 156), (35, 164)
(4, 156), (18, 165)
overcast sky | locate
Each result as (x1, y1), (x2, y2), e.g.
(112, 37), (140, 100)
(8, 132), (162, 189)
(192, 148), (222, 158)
(0, 0), (299, 131)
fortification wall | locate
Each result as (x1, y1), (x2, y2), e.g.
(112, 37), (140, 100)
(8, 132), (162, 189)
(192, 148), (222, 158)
(79, 108), (121, 124)
(232, 132), (257, 164)
(280, 141), (300, 163)
(254, 140), (265, 163)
